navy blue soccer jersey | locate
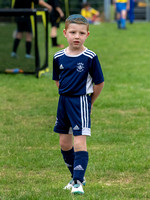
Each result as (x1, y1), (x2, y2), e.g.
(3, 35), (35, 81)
(53, 48), (104, 96)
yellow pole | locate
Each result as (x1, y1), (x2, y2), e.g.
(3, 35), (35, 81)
(65, 0), (69, 18)
(30, 2), (35, 37)
(11, 0), (15, 8)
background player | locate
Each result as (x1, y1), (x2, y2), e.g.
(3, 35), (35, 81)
(53, 14), (104, 194)
(113, 0), (130, 29)
(11, 0), (52, 58)
(47, 0), (64, 48)
(81, 2), (101, 25)
(128, 0), (134, 24)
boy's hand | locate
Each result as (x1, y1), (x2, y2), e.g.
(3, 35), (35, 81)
(91, 82), (104, 111)
(56, 7), (64, 18)
(55, 81), (59, 88)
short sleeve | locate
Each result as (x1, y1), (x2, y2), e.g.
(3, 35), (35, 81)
(90, 55), (104, 84)
(53, 58), (59, 81)
(81, 9), (86, 17)
(91, 8), (98, 15)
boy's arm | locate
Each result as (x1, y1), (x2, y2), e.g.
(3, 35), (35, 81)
(127, 0), (130, 11)
(38, 0), (52, 12)
(91, 82), (104, 109)
(55, 80), (59, 88)
(55, 7), (64, 18)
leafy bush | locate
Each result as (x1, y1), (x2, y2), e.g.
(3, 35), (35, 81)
(0, 0), (11, 8)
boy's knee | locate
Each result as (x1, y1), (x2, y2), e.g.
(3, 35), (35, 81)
(60, 142), (72, 151)
(74, 145), (87, 152)
(74, 136), (87, 152)
(59, 135), (73, 151)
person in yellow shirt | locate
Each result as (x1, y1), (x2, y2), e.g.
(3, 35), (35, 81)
(113, 0), (130, 29)
(81, 3), (101, 25)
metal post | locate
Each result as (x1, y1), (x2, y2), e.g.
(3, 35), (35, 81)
(82, 0), (87, 3)
(146, 0), (150, 21)
(104, 0), (111, 21)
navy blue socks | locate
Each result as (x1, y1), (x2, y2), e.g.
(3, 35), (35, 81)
(61, 149), (89, 183)
(73, 151), (88, 183)
(61, 148), (75, 177)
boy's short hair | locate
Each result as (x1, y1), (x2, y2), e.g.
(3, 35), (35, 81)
(65, 14), (89, 30)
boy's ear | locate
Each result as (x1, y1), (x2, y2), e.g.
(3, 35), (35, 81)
(63, 29), (67, 37)
(87, 31), (90, 38)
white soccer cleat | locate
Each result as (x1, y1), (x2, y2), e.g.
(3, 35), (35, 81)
(64, 177), (86, 190)
(71, 180), (84, 195)
(63, 179), (74, 190)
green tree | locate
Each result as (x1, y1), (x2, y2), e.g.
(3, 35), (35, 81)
(0, 0), (11, 8)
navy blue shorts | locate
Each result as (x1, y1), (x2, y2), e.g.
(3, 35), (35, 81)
(54, 95), (91, 136)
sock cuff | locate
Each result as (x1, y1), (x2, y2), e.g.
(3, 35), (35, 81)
(61, 147), (74, 156)
(75, 151), (88, 157)
(15, 38), (20, 41)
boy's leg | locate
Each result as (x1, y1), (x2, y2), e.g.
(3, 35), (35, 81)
(50, 26), (57, 46)
(11, 32), (22, 56)
(116, 3), (121, 29)
(50, 26), (64, 48)
(65, 95), (91, 190)
(25, 32), (33, 57)
(56, 95), (91, 193)
(71, 135), (88, 194)
(120, 3), (127, 29)
(60, 134), (74, 177)
(116, 13), (121, 29)
(54, 96), (74, 189)
(73, 135), (88, 183)
(121, 9), (127, 29)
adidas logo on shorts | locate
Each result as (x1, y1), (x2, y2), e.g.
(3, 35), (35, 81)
(73, 125), (80, 130)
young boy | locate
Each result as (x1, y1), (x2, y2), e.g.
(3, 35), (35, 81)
(53, 14), (104, 195)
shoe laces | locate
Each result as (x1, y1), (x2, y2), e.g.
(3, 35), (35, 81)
(73, 180), (82, 186)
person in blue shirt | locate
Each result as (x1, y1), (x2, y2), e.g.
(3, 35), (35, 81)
(128, 0), (134, 24)
(53, 14), (104, 195)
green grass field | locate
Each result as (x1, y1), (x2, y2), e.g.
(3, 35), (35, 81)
(0, 22), (150, 200)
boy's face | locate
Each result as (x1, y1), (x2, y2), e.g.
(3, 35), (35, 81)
(63, 23), (89, 49)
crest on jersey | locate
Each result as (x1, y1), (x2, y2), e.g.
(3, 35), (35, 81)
(76, 63), (84, 72)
